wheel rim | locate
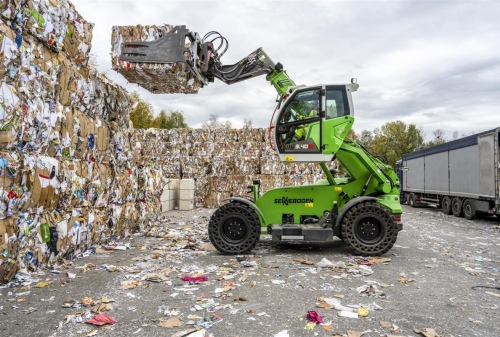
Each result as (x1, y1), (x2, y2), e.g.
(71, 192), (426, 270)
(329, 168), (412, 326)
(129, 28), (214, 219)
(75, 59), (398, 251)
(354, 216), (384, 245)
(453, 201), (459, 213)
(341, 202), (397, 255)
(221, 216), (248, 243)
(464, 203), (471, 217)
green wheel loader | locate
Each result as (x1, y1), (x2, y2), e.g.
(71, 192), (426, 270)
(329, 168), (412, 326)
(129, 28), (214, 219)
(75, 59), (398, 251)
(120, 26), (403, 256)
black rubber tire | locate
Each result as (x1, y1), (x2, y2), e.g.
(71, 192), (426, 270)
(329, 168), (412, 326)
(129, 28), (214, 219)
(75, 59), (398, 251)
(408, 193), (419, 208)
(442, 196), (452, 215)
(463, 199), (476, 220)
(208, 202), (260, 254)
(451, 197), (463, 217)
(340, 201), (398, 256)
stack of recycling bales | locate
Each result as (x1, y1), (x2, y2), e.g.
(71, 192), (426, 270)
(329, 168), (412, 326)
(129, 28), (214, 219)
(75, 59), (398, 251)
(132, 128), (338, 208)
(0, 1), (164, 284)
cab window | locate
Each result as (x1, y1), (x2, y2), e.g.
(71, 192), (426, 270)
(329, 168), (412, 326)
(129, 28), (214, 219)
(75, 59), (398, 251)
(326, 87), (349, 119)
(276, 88), (321, 153)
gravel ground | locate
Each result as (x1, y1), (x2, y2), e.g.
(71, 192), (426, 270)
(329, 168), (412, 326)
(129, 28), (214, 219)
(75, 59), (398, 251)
(0, 205), (499, 337)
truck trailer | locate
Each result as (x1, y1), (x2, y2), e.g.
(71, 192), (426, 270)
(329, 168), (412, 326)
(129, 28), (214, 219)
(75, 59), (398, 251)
(399, 128), (500, 220)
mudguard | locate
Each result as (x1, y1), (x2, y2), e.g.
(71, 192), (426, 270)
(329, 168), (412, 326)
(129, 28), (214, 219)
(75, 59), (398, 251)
(221, 197), (267, 226)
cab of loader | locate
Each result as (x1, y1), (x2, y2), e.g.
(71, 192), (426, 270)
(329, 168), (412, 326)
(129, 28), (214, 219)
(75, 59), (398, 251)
(273, 83), (358, 163)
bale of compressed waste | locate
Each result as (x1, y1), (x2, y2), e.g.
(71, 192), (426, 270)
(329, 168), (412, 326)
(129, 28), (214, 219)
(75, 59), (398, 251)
(111, 25), (203, 94)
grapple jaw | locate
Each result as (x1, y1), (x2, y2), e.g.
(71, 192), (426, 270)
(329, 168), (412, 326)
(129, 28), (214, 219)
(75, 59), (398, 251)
(120, 25), (196, 64)
(116, 25), (208, 93)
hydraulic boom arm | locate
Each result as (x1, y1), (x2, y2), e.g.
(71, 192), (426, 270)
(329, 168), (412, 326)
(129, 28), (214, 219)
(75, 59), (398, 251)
(120, 25), (296, 97)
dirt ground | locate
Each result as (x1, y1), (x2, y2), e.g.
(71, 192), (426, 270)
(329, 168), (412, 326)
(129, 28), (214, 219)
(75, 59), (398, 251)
(0, 205), (499, 337)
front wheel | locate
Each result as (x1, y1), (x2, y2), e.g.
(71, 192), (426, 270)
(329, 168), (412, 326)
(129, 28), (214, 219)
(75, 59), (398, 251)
(208, 202), (261, 254)
(463, 199), (476, 220)
(340, 201), (398, 256)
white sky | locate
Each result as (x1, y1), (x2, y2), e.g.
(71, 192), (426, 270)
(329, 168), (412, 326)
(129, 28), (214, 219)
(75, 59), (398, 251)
(72, 0), (500, 140)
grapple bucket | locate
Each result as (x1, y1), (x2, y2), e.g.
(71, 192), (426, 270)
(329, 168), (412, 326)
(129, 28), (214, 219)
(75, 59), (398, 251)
(112, 25), (206, 94)
(120, 25), (195, 64)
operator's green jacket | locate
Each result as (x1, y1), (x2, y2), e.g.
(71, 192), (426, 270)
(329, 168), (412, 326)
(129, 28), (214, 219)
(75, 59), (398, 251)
(295, 109), (318, 140)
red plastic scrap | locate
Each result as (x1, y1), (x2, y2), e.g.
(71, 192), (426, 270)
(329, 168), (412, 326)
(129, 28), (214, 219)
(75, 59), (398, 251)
(182, 275), (208, 282)
(357, 261), (373, 266)
(85, 313), (117, 326)
(307, 310), (324, 324)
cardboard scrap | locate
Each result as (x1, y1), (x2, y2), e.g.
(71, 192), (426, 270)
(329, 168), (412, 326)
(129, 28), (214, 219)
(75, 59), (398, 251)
(171, 327), (206, 337)
(414, 328), (454, 337)
(294, 258), (315, 265)
(92, 297), (114, 313)
(367, 257), (391, 263)
(398, 277), (416, 284)
(233, 297), (248, 302)
(92, 303), (113, 313)
(158, 316), (184, 328)
(198, 243), (217, 251)
(82, 297), (95, 307)
(485, 291), (500, 298)
(35, 281), (53, 288)
(321, 324), (332, 331)
(121, 280), (140, 289)
(144, 273), (169, 282)
(316, 298), (333, 310)
(23, 307), (37, 314)
(347, 331), (364, 337)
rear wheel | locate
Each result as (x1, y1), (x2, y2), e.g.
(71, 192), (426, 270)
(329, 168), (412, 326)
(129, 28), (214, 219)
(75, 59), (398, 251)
(442, 196), (452, 215)
(208, 202), (260, 254)
(451, 197), (463, 217)
(408, 194), (416, 207)
(340, 201), (398, 256)
(463, 199), (476, 220)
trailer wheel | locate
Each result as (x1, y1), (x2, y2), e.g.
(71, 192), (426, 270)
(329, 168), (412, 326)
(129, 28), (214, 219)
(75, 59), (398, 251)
(451, 197), (463, 217)
(208, 202), (260, 254)
(340, 201), (398, 256)
(442, 196), (452, 215)
(463, 199), (476, 220)
(408, 194), (416, 207)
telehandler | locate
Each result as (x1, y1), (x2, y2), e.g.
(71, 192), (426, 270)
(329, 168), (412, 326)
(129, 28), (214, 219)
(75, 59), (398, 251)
(120, 26), (403, 256)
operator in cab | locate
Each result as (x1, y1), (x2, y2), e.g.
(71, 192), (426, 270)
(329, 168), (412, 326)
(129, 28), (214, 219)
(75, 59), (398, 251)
(291, 101), (318, 142)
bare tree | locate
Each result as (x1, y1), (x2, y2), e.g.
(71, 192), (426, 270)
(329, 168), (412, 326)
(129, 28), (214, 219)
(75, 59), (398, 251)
(242, 119), (253, 130)
(202, 113), (232, 129)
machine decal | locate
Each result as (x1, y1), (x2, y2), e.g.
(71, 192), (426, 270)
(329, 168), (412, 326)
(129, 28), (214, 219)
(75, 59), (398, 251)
(295, 143), (315, 150)
(305, 203), (314, 208)
(274, 197), (314, 205)
(284, 156), (294, 161)
(335, 187), (342, 191)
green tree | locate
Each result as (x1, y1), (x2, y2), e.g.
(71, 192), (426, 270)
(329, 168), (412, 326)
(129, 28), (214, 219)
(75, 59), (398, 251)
(152, 110), (169, 129)
(372, 121), (424, 167)
(129, 92), (154, 129)
(167, 111), (188, 129)
(152, 110), (188, 129)
(358, 129), (375, 153)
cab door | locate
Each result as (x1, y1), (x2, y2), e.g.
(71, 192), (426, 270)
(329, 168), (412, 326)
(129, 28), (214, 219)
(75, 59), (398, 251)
(275, 87), (323, 156)
(321, 85), (355, 155)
